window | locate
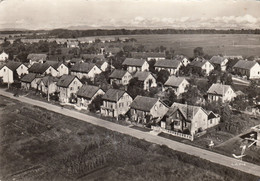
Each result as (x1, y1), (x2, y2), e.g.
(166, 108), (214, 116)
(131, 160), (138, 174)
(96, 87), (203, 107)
(74, 81), (76, 84)
(3, 69), (6, 72)
(70, 87), (73, 91)
(154, 105), (158, 111)
(21, 66), (23, 69)
(61, 65), (63, 68)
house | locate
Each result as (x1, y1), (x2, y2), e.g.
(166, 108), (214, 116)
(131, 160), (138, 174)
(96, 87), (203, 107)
(154, 59), (182, 75)
(224, 55), (243, 60)
(56, 75), (83, 103)
(209, 56), (229, 71)
(80, 54), (105, 61)
(66, 40), (79, 48)
(0, 51), (9, 63)
(0, 65), (13, 83)
(131, 52), (166, 61)
(101, 89), (133, 118)
(77, 85), (105, 108)
(174, 55), (190, 66)
(5, 61), (28, 78)
(109, 69), (132, 86)
(102, 47), (122, 56)
(70, 62), (102, 79)
(45, 61), (69, 76)
(122, 58), (149, 73)
(207, 83), (236, 103)
(37, 76), (58, 95)
(164, 76), (189, 96)
(133, 71), (157, 90)
(129, 96), (169, 123)
(189, 58), (214, 75)
(160, 102), (220, 135)
(232, 60), (260, 79)
(28, 63), (58, 77)
(95, 60), (110, 72)
(70, 58), (84, 66)
(21, 73), (41, 89)
(27, 53), (47, 65)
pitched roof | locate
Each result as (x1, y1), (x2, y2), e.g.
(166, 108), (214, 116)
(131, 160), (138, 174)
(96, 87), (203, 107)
(70, 58), (84, 64)
(95, 60), (107, 68)
(56, 75), (78, 88)
(5, 61), (23, 71)
(80, 54), (105, 60)
(164, 76), (188, 88)
(189, 58), (208, 68)
(21, 73), (37, 83)
(130, 96), (160, 112)
(77, 85), (102, 99)
(102, 89), (126, 102)
(131, 52), (165, 59)
(133, 71), (154, 81)
(45, 61), (67, 69)
(37, 76), (58, 86)
(28, 63), (52, 74)
(109, 69), (128, 79)
(209, 56), (227, 65)
(233, 60), (258, 70)
(154, 59), (181, 68)
(70, 62), (96, 73)
(207, 83), (232, 96)
(27, 53), (47, 61)
(174, 55), (188, 61)
(167, 103), (205, 121)
(122, 58), (146, 67)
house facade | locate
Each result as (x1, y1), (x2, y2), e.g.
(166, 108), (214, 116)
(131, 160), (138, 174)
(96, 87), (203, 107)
(129, 96), (169, 123)
(77, 85), (105, 108)
(133, 71), (157, 90)
(164, 76), (189, 96)
(207, 83), (236, 103)
(27, 53), (47, 65)
(189, 58), (214, 75)
(209, 56), (228, 71)
(70, 62), (102, 79)
(161, 103), (220, 135)
(109, 69), (132, 86)
(174, 55), (190, 67)
(101, 89), (133, 117)
(122, 58), (149, 73)
(233, 60), (260, 79)
(20, 73), (40, 90)
(56, 75), (83, 103)
(0, 65), (13, 83)
(37, 76), (58, 95)
(154, 59), (182, 75)
(0, 51), (8, 63)
(46, 61), (69, 77)
(6, 61), (28, 78)
(28, 63), (58, 77)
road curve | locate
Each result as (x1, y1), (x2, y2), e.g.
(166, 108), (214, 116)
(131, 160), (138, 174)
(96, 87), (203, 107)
(0, 89), (260, 177)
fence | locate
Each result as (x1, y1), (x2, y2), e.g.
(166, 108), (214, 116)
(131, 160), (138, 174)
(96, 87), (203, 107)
(151, 126), (193, 141)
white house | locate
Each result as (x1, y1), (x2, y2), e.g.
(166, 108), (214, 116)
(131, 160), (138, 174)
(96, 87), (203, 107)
(109, 69), (132, 86)
(233, 60), (260, 79)
(209, 56), (229, 71)
(174, 55), (190, 67)
(133, 71), (157, 90)
(28, 63), (58, 77)
(70, 62), (102, 79)
(0, 65), (13, 83)
(37, 76), (58, 95)
(21, 73), (41, 90)
(46, 61), (69, 77)
(164, 76), (189, 96)
(154, 59), (182, 75)
(5, 61), (28, 78)
(122, 58), (149, 73)
(207, 83), (236, 103)
(0, 51), (9, 63)
(77, 85), (105, 108)
(95, 60), (110, 72)
(131, 52), (166, 61)
(27, 53), (47, 65)
(189, 58), (214, 75)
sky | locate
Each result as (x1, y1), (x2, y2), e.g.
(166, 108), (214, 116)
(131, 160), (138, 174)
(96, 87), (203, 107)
(0, 0), (260, 30)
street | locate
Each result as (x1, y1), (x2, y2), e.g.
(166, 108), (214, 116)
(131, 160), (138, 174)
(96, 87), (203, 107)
(0, 89), (259, 177)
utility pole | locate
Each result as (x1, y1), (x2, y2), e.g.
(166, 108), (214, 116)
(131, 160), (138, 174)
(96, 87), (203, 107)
(47, 76), (50, 102)
(116, 92), (119, 121)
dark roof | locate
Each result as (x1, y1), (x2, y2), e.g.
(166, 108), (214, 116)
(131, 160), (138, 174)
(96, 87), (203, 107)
(133, 71), (154, 81)
(5, 61), (23, 71)
(233, 60), (258, 70)
(56, 75), (78, 88)
(131, 52), (165, 59)
(209, 56), (227, 65)
(70, 62), (96, 73)
(154, 59), (181, 68)
(37, 76), (58, 86)
(95, 60), (107, 68)
(164, 76), (188, 88)
(207, 83), (232, 96)
(28, 63), (52, 74)
(189, 58), (208, 68)
(70, 58), (84, 64)
(77, 85), (102, 99)
(122, 58), (146, 67)
(130, 96), (160, 112)
(109, 69), (128, 79)
(27, 53), (47, 61)
(80, 54), (105, 60)
(45, 61), (67, 69)
(167, 103), (204, 121)
(102, 89), (126, 102)
(21, 73), (37, 83)
(174, 55), (188, 61)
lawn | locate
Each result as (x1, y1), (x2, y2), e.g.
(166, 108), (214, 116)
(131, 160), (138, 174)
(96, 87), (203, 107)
(0, 95), (258, 181)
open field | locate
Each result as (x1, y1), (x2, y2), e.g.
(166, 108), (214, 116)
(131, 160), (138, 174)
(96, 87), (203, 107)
(0, 95), (258, 181)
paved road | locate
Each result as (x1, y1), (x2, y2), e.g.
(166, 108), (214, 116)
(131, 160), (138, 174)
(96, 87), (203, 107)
(0, 89), (260, 177)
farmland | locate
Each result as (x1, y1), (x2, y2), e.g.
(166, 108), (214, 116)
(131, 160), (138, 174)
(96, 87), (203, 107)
(0, 95), (258, 181)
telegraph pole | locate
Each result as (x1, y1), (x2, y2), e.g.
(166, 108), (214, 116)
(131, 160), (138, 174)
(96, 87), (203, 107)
(47, 76), (50, 102)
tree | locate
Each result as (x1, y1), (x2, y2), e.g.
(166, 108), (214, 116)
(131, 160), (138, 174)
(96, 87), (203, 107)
(156, 70), (170, 84)
(148, 59), (156, 73)
(193, 47), (204, 57)
(88, 95), (103, 113)
(182, 85), (202, 106)
(208, 70), (220, 85)
(164, 88), (177, 106)
(127, 77), (145, 98)
(230, 95), (248, 111)
(220, 72), (233, 85)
